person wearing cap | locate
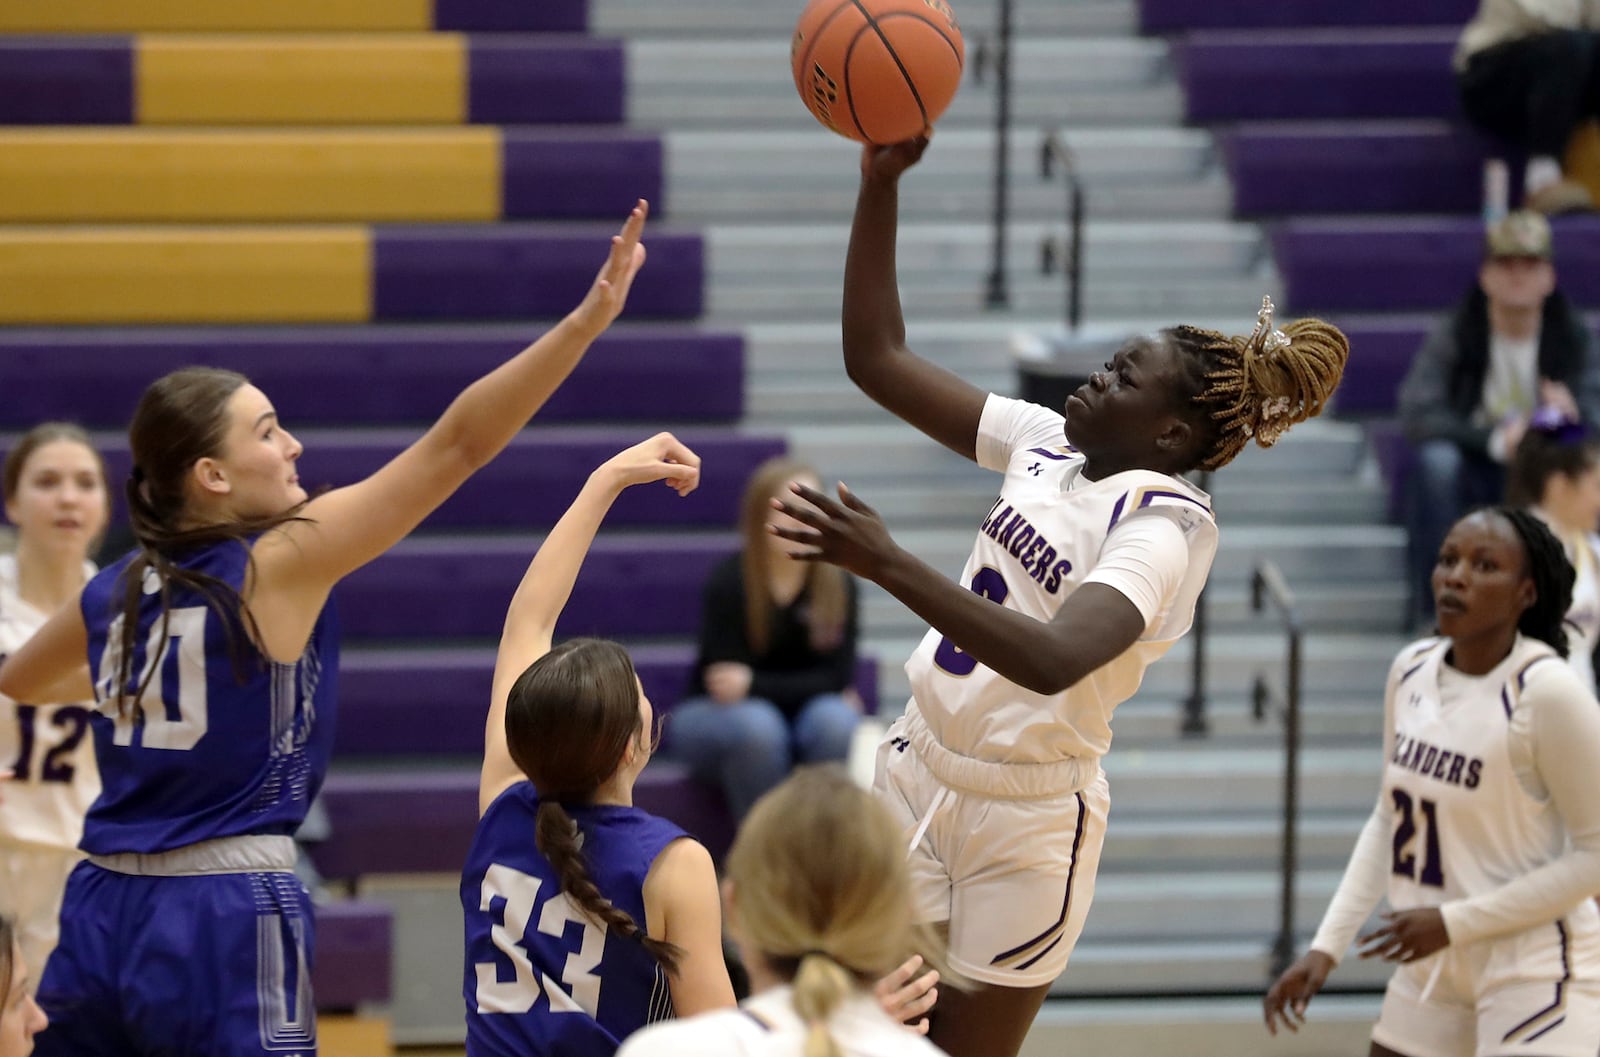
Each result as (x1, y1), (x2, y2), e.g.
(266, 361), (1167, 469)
(1456, 0), (1600, 214)
(1399, 209), (1600, 628)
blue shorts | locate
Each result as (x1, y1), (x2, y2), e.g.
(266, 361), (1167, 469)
(36, 862), (316, 1056)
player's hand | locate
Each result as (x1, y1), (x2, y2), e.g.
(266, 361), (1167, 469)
(874, 954), (939, 1035)
(1358, 908), (1449, 964)
(861, 136), (931, 185)
(599, 431), (700, 497)
(1263, 949), (1333, 1036)
(704, 662), (753, 705)
(569, 200), (649, 338)
(770, 481), (898, 579)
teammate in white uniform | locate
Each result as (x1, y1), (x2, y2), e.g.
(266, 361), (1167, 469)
(766, 136), (1350, 1057)
(617, 765), (945, 1057)
(0, 425), (108, 981)
(1507, 410), (1600, 692)
(1266, 506), (1600, 1057)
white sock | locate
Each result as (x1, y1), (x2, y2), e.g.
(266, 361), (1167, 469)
(1526, 155), (1563, 193)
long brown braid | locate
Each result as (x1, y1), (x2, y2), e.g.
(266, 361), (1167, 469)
(1168, 297), (1349, 472)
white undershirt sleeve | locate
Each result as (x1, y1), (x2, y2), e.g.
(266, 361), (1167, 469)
(1079, 513), (1189, 634)
(1440, 664), (1600, 945)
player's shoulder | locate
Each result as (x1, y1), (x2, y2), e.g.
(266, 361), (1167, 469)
(615, 1008), (757, 1057)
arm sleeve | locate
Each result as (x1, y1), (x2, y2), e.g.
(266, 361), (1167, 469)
(1308, 651), (1411, 962)
(747, 576), (860, 705)
(1439, 665), (1600, 945)
(1079, 513), (1189, 634)
(974, 394), (1070, 474)
(1398, 320), (1493, 456)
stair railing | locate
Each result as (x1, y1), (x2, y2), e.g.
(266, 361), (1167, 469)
(971, 0), (1015, 308)
(1039, 128), (1086, 332)
(1251, 559), (1304, 979)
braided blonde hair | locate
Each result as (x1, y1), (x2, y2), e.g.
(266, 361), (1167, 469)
(1168, 297), (1349, 472)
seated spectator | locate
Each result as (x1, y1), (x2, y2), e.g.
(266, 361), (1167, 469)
(1507, 407), (1600, 691)
(667, 459), (861, 820)
(1399, 210), (1599, 627)
(1456, 0), (1600, 213)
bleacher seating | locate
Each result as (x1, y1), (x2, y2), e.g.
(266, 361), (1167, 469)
(0, 0), (817, 1023)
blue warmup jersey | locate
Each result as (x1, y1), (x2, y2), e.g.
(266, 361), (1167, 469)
(463, 783), (689, 1057)
(78, 541), (339, 854)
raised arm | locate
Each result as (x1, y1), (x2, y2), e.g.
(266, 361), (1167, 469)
(253, 203), (652, 646)
(844, 141), (989, 462)
(478, 433), (701, 814)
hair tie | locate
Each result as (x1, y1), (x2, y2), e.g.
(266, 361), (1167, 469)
(1529, 405), (1589, 445)
(1244, 295), (1292, 357)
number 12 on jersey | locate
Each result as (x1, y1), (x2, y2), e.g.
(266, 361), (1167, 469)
(1391, 789), (1446, 888)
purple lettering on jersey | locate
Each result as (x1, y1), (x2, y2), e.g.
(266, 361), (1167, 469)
(1008, 525), (1036, 559)
(1028, 545), (1057, 585)
(1025, 447), (1073, 461)
(982, 504), (1013, 540)
(1044, 559), (1071, 593)
(995, 513), (1024, 549)
(1465, 758), (1483, 789)
(1018, 534), (1047, 571)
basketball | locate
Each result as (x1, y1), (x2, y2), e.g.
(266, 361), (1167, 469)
(791, 0), (966, 145)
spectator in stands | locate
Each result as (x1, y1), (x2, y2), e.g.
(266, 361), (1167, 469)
(0, 425), (108, 983)
(668, 458), (861, 820)
(0, 917), (49, 1056)
(1399, 209), (1599, 627)
(1506, 407), (1600, 691)
(1456, 0), (1600, 214)
(616, 765), (946, 1057)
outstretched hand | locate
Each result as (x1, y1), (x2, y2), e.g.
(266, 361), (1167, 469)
(1358, 908), (1449, 965)
(874, 954), (939, 1035)
(1262, 949), (1333, 1036)
(860, 136), (931, 185)
(600, 431), (701, 497)
(571, 199), (650, 337)
(770, 481), (899, 579)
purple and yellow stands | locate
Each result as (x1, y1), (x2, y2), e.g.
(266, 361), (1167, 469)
(314, 760), (737, 877)
(1176, 29), (1459, 122)
(0, 0), (584, 33)
(0, 128), (660, 223)
(0, 227), (370, 324)
(336, 534), (733, 640)
(0, 37), (131, 123)
(371, 226), (704, 322)
(313, 901), (393, 1010)
(0, 225), (702, 324)
(332, 649), (881, 758)
(0, 36), (625, 126)
(0, 325), (746, 429)
(1274, 216), (1600, 314)
(1226, 123), (1482, 216)
(1141, 0), (1475, 32)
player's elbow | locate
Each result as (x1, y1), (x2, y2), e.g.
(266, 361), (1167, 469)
(1011, 657), (1088, 696)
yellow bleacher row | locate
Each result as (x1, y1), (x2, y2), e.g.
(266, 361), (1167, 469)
(0, 0), (436, 32)
(0, 129), (502, 222)
(135, 36), (470, 124)
(0, 228), (371, 324)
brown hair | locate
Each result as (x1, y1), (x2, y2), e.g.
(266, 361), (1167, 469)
(1507, 426), (1600, 508)
(3, 421), (110, 553)
(738, 458), (848, 654)
(112, 367), (305, 714)
(726, 765), (949, 1057)
(1165, 299), (1349, 472)
(504, 638), (682, 973)
(0, 916), (12, 999)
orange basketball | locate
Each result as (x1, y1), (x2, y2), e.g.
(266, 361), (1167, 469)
(791, 0), (966, 145)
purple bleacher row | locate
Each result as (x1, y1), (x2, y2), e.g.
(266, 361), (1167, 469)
(313, 900), (392, 1011)
(370, 227), (703, 320)
(0, 326), (744, 429)
(1277, 217), (1600, 314)
(0, 34), (612, 124)
(3, 432), (780, 539)
(1177, 30), (1459, 122)
(335, 647), (880, 757)
(1142, 0), (1476, 32)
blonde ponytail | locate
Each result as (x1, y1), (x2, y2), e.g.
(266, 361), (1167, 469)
(792, 951), (854, 1057)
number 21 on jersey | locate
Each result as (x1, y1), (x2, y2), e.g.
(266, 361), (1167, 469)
(1391, 789), (1446, 888)
(475, 863), (605, 1016)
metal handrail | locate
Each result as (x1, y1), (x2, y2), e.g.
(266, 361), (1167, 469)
(1180, 470), (1212, 736)
(1251, 559), (1303, 979)
(1039, 128), (1086, 332)
(979, 0), (1015, 308)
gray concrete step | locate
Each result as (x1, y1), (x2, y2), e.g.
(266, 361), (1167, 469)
(1048, 939), (1391, 996)
(1022, 995), (1380, 1057)
(597, 0), (1138, 39)
(1102, 814), (1367, 874)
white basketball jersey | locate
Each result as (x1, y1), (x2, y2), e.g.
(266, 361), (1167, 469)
(905, 397), (1218, 765)
(1385, 636), (1590, 913)
(0, 554), (101, 851)
(1560, 527), (1600, 696)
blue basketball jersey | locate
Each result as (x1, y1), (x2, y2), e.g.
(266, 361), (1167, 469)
(78, 541), (339, 855)
(462, 783), (689, 1057)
